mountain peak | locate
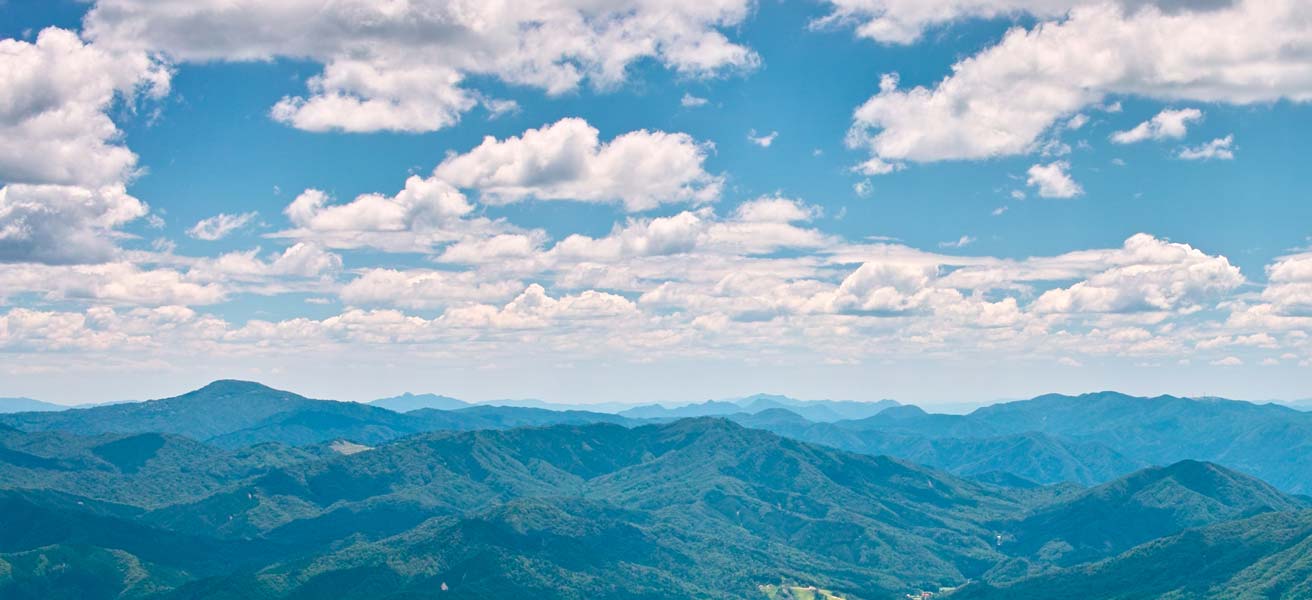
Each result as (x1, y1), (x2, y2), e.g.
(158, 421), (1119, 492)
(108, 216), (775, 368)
(192, 380), (281, 396)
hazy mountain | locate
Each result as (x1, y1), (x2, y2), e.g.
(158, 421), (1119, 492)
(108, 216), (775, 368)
(732, 409), (1143, 486)
(0, 381), (645, 450)
(620, 393), (898, 422)
(829, 392), (1312, 493)
(0, 397), (66, 414)
(368, 392), (469, 412)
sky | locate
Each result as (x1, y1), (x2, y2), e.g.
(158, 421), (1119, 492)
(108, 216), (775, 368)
(1, 0), (1310, 406)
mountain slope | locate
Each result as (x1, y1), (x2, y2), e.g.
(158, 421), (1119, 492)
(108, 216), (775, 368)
(989, 460), (1307, 575)
(950, 510), (1312, 600)
(732, 410), (1142, 486)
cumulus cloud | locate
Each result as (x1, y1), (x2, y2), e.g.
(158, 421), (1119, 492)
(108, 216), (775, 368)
(1032, 234), (1243, 314)
(274, 177), (499, 252)
(846, 1), (1312, 167)
(0, 184), (147, 264)
(85, 0), (757, 133)
(1110, 108), (1203, 144)
(1026, 161), (1082, 198)
(0, 28), (169, 264)
(188, 211), (258, 241)
(434, 118), (721, 211)
(1178, 135), (1236, 160)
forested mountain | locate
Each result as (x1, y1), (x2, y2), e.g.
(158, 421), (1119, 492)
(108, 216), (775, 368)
(5, 382), (1312, 599)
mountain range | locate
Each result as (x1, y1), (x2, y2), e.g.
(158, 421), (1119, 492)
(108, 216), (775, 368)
(3, 381), (1312, 598)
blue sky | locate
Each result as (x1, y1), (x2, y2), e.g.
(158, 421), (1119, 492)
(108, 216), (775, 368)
(1, 0), (1310, 405)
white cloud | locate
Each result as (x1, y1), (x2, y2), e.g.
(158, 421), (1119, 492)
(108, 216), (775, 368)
(1066, 113), (1089, 129)
(0, 262), (225, 306)
(187, 211), (258, 241)
(1033, 234), (1243, 314)
(340, 269), (523, 310)
(681, 93), (709, 107)
(1178, 135), (1235, 160)
(0, 184), (147, 264)
(1026, 161), (1082, 198)
(85, 0), (757, 133)
(0, 27), (168, 187)
(747, 129), (778, 147)
(274, 177), (499, 252)
(1110, 108), (1203, 144)
(1211, 356), (1243, 366)
(433, 118), (722, 212)
(938, 235), (976, 249)
(0, 28), (169, 265)
(853, 179), (873, 197)
(846, 1), (1312, 167)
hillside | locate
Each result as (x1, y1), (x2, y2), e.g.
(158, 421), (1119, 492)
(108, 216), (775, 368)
(731, 410), (1142, 486)
(950, 510), (1312, 600)
(986, 461), (1307, 577)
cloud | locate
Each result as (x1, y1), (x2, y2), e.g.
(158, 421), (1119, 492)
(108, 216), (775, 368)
(1110, 108), (1203, 144)
(747, 129), (778, 147)
(938, 235), (976, 249)
(0, 184), (147, 264)
(1178, 135), (1235, 160)
(0, 262), (225, 306)
(681, 93), (709, 107)
(188, 211), (258, 241)
(433, 118), (722, 211)
(846, 1), (1312, 167)
(1026, 161), (1082, 198)
(274, 177), (499, 252)
(340, 269), (523, 310)
(85, 0), (757, 133)
(0, 28), (168, 187)
(0, 28), (168, 265)
(1032, 233), (1243, 315)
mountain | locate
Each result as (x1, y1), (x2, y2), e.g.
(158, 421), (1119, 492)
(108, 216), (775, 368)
(0, 380), (645, 450)
(0, 397), (66, 414)
(3, 403), (1309, 600)
(619, 394), (898, 422)
(0, 426), (325, 508)
(825, 392), (1312, 493)
(368, 392), (469, 412)
(949, 510), (1312, 599)
(1, 418), (1035, 599)
(731, 410), (1142, 486)
(987, 461), (1307, 577)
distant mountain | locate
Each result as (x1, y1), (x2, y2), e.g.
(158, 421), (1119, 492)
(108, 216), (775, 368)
(620, 393), (898, 422)
(827, 392), (1312, 493)
(368, 392), (469, 412)
(0, 397), (66, 414)
(731, 409), (1142, 486)
(0, 380), (647, 449)
(950, 510), (1312, 599)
